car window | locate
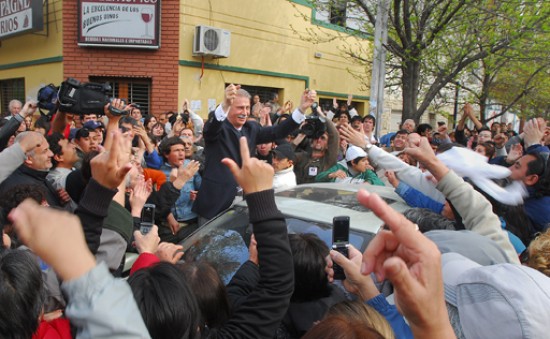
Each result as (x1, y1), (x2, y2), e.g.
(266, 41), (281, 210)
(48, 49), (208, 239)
(181, 207), (374, 284)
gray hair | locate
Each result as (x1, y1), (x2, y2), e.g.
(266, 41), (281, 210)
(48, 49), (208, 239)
(236, 88), (251, 100)
(9, 99), (22, 110)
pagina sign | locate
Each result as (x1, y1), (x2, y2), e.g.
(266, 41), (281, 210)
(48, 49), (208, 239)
(78, 0), (160, 49)
(0, 0), (44, 41)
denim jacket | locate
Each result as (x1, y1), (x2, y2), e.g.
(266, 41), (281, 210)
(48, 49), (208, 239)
(160, 160), (202, 221)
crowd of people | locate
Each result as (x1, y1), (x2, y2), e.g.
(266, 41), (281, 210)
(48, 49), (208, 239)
(0, 83), (549, 338)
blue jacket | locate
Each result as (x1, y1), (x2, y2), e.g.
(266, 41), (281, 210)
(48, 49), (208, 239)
(160, 160), (201, 221)
(367, 294), (413, 339)
(395, 181), (445, 214)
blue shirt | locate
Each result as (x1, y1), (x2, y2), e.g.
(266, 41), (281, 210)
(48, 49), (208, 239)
(160, 160), (202, 221)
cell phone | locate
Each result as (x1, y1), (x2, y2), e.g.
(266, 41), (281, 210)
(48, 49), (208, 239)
(332, 216), (350, 280)
(140, 204), (156, 234)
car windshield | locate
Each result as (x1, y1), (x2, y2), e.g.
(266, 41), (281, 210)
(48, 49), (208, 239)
(181, 206), (374, 284)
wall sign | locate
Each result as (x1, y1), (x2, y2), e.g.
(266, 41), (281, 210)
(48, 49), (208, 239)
(78, 0), (160, 49)
(0, 0), (43, 40)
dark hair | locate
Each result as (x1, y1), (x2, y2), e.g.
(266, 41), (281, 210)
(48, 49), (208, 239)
(159, 137), (184, 159)
(151, 122), (167, 138)
(144, 115), (157, 129)
(303, 316), (384, 339)
(177, 261), (230, 329)
(416, 123), (433, 136)
(128, 262), (201, 339)
(34, 115), (51, 132)
(45, 132), (66, 168)
(336, 111), (351, 121)
(395, 129), (409, 137)
(478, 126), (491, 133)
(478, 141), (496, 159)
(0, 250), (45, 339)
(288, 233), (331, 302)
(0, 184), (45, 227)
(526, 152), (550, 197)
(119, 116), (138, 127)
(362, 115), (376, 125)
(347, 156), (366, 169)
(0, 184), (46, 247)
(404, 208), (456, 233)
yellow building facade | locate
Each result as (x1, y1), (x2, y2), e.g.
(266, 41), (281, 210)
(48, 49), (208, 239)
(0, 0), (372, 117)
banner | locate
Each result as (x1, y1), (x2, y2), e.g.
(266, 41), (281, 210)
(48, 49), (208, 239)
(0, 0), (43, 40)
(78, 0), (160, 49)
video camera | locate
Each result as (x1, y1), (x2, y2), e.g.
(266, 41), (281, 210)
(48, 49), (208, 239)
(57, 78), (113, 116)
(299, 102), (327, 139)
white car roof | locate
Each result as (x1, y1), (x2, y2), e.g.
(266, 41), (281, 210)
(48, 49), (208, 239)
(235, 183), (409, 234)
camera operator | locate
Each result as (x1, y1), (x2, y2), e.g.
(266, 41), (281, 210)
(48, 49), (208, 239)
(292, 104), (339, 184)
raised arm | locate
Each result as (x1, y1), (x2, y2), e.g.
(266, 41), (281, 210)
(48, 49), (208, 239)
(218, 137), (294, 338)
(405, 138), (520, 264)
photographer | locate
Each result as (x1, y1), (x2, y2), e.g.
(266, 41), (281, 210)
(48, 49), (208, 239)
(292, 105), (339, 184)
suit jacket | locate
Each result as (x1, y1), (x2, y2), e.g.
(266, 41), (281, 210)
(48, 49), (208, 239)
(193, 111), (299, 219)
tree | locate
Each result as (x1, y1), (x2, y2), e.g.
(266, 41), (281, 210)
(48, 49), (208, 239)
(292, 0), (550, 124)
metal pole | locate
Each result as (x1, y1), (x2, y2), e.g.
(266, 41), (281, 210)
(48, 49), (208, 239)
(370, 0), (390, 139)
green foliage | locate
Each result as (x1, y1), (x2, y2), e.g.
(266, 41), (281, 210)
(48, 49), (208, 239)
(295, 0), (550, 123)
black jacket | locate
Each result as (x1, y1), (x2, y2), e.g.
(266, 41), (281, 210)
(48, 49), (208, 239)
(193, 112), (299, 219)
(0, 164), (61, 207)
(208, 189), (294, 338)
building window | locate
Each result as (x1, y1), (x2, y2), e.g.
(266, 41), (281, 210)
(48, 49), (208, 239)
(0, 78), (25, 117)
(89, 77), (151, 115)
(329, 0), (347, 26)
(313, 1), (366, 32)
(232, 84), (281, 106)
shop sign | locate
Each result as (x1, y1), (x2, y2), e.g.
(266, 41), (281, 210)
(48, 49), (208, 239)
(78, 0), (160, 49)
(0, 0), (43, 40)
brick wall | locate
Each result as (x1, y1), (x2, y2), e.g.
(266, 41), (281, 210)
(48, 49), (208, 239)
(63, 1), (179, 116)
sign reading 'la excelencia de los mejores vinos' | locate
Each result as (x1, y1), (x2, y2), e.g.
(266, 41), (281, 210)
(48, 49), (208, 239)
(0, 0), (43, 40)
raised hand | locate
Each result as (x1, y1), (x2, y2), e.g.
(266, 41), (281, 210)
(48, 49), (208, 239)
(506, 143), (524, 164)
(358, 190), (454, 338)
(222, 137), (274, 194)
(20, 100), (38, 118)
(339, 124), (367, 148)
(90, 130), (133, 189)
(223, 84), (241, 111)
(299, 89), (317, 113)
(172, 160), (200, 190)
(523, 118), (546, 148)
(129, 177), (153, 217)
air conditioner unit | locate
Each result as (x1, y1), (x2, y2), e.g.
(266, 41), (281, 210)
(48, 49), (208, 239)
(193, 25), (231, 58)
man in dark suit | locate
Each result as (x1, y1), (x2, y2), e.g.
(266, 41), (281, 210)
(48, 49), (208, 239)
(193, 84), (316, 222)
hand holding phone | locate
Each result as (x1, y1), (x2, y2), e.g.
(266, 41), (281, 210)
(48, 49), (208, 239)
(332, 216), (350, 280)
(140, 203), (156, 234)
